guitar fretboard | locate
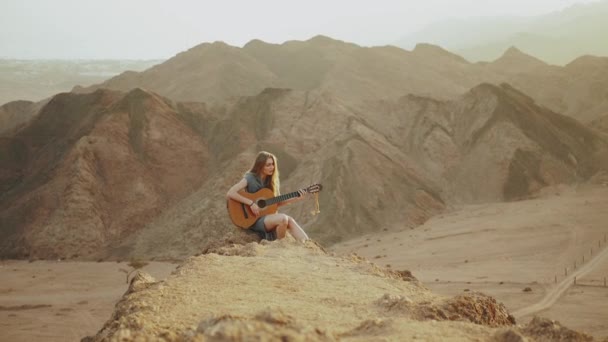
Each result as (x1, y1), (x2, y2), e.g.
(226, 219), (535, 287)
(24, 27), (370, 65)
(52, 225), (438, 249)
(265, 191), (301, 205)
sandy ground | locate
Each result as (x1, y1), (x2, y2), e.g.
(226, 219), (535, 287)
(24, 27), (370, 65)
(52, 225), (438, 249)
(80, 241), (518, 341)
(333, 184), (608, 339)
(0, 260), (176, 342)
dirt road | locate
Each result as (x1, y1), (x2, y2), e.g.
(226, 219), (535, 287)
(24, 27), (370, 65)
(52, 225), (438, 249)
(513, 245), (608, 318)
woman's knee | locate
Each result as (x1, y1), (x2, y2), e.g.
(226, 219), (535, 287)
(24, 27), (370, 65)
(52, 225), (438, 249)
(265, 214), (288, 229)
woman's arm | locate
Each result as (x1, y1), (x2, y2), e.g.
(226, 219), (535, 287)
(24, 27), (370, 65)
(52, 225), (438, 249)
(226, 178), (254, 206)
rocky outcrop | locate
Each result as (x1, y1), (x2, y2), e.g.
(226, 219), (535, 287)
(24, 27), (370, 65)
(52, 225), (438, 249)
(82, 241), (590, 341)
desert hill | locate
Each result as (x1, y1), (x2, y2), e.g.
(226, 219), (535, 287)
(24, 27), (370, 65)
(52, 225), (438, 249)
(484, 46), (548, 73)
(75, 36), (608, 123)
(0, 100), (46, 135)
(112, 87), (447, 260)
(83, 240), (593, 341)
(493, 53), (608, 124)
(338, 82), (608, 203)
(0, 88), (218, 259)
(444, 83), (608, 202)
(102, 82), (608, 261)
(76, 36), (480, 104)
(2, 81), (608, 260)
(74, 41), (281, 104)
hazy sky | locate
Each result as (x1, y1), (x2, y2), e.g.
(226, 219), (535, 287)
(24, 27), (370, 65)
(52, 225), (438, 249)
(0, 0), (600, 59)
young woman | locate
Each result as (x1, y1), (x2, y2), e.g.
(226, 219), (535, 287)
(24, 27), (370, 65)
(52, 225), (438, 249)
(226, 151), (310, 242)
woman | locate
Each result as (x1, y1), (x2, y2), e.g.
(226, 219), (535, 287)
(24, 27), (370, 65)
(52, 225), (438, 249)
(226, 151), (310, 242)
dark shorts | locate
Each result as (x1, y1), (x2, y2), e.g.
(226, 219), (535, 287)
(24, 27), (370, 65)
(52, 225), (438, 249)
(249, 216), (277, 241)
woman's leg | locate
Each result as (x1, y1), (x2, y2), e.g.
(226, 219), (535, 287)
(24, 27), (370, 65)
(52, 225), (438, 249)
(263, 214), (289, 239)
(287, 216), (309, 242)
(263, 214), (308, 242)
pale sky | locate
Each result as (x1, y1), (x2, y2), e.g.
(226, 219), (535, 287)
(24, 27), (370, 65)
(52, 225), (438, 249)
(0, 0), (600, 59)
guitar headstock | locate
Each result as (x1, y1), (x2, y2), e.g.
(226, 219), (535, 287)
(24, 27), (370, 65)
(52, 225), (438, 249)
(305, 184), (323, 193)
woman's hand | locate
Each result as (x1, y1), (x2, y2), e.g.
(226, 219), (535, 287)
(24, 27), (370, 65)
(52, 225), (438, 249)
(250, 203), (260, 216)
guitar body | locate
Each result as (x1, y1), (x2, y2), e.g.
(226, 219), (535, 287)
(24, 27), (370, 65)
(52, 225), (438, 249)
(227, 188), (279, 229)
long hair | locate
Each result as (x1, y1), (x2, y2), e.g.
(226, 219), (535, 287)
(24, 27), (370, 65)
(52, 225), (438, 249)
(249, 151), (280, 196)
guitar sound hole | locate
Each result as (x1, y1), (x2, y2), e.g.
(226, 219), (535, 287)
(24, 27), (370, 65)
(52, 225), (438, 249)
(257, 200), (267, 208)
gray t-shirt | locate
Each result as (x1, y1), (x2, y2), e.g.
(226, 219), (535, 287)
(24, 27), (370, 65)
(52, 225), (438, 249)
(243, 172), (276, 240)
(244, 172), (270, 194)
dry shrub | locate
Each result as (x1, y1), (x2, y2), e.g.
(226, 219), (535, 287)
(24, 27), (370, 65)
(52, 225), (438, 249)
(195, 308), (333, 341)
(521, 317), (593, 342)
(378, 292), (516, 328)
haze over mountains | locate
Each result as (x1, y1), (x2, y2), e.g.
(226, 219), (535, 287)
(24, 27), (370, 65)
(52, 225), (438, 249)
(1, 36), (608, 261)
(397, 0), (608, 65)
(0, 59), (161, 106)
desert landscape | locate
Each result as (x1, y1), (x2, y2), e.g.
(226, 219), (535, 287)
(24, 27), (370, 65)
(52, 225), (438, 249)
(2, 183), (606, 341)
(2, 1), (608, 341)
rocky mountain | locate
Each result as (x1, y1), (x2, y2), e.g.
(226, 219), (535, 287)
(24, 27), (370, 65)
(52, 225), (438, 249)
(348, 82), (608, 203)
(108, 87), (447, 260)
(0, 89), (217, 259)
(494, 53), (608, 124)
(119, 82), (608, 260)
(76, 36), (608, 123)
(3, 79), (607, 260)
(484, 46), (548, 73)
(0, 100), (44, 135)
(76, 36), (483, 104)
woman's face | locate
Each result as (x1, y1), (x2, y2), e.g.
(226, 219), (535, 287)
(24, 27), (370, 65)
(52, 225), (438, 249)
(262, 157), (275, 177)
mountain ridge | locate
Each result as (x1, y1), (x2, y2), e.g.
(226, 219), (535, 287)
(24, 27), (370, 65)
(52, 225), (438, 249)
(4, 79), (607, 260)
(72, 36), (608, 123)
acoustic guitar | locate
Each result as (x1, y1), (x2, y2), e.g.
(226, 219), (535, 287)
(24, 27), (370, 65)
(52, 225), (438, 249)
(227, 184), (322, 229)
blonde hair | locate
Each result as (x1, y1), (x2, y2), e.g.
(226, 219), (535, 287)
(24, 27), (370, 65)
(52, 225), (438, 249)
(249, 151), (280, 196)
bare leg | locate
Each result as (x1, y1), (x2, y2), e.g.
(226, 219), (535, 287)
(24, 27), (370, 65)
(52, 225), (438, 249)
(287, 216), (309, 242)
(263, 214), (289, 239)
(276, 224), (287, 239)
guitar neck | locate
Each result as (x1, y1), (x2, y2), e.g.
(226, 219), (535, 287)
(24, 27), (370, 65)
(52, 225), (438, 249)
(265, 190), (301, 206)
